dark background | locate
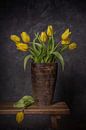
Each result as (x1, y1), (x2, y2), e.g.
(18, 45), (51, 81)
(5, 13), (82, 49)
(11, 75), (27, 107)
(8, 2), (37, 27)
(0, 0), (86, 129)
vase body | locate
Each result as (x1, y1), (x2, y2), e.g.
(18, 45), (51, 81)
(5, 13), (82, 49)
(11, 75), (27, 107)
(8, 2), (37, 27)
(31, 63), (58, 106)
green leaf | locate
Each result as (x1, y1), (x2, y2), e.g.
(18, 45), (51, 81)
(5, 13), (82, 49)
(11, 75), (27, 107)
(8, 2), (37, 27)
(47, 36), (55, 56)
(52, 51), (64, 70)
(34, 32), (41, 43)
(29, 49), (35, 57)
(54, 42), (60, 51)
(13, 96), (35, 108)
(47, 37), (52, 53)
(31, 33), (40, 55)
(51, 35), (55, 51)
(34, 42), (42, 54)
(60, 45), (68, 53)
(34, 42), (42, 48)
(24, 55), (33, 71)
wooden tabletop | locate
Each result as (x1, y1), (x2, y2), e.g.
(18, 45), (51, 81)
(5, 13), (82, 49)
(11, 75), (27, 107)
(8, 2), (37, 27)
(0, 102), (70, 115)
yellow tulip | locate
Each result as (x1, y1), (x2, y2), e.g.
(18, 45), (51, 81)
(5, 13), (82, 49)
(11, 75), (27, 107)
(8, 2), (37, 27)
(16, 43), (29, 51)
(16, 111), (24, 124)
(61, 28), (71, 40)
(61, 38), (71, 45)
(21, 32), (30, 43)
(69, 42), (77, 50)
(10, 35), (20, 43)
(40, 32), (47, 42)
(47, 25), (53, 36)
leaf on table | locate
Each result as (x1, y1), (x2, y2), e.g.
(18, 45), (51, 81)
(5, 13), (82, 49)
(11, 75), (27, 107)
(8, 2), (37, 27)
(13, 96), (35, 108)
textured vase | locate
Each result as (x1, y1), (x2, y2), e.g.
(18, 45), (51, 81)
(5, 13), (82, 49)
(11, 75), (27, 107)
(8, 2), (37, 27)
(31, 63), (58, 106)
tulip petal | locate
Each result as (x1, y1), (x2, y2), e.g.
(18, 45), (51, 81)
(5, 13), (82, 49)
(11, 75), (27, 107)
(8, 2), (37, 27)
(16, 111), (24, 124)
(61, 28), (71, 40)
(10, 35), (20, 43)
(47, 25), (53, 36)
(40, 32), (47, 42)
(21, 32), (30, 43)
(69, 42), (77, 50)
(16, 43), (29, 52)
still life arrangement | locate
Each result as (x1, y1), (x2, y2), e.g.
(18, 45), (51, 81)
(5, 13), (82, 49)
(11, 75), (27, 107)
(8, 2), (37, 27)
(10, 25), (77, 124)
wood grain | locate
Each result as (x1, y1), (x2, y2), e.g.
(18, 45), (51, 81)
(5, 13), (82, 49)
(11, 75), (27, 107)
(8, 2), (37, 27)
(0, 102), (70, 115)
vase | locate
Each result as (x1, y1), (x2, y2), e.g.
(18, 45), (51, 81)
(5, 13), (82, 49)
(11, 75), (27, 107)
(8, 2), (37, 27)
(31, 63), (58, 106)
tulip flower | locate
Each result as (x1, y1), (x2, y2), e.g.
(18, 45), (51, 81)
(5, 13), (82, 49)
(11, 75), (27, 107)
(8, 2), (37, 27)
(40, 32), (47, 42)
(61, 28), (71, 40)
(21, 32), (30, 43)
(16, 111), (24, 124)
(69, 42), (77, 50)
(47, 25), (53, 36)
(10, 35), (20, 43)
(16, 43), (29, 51)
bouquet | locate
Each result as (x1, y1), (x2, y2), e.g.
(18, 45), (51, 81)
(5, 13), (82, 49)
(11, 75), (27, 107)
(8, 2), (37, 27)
(10, 25), (77, 71)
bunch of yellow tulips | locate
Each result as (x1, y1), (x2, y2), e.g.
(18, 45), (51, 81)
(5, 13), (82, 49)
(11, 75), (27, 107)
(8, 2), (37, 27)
(10, 25), (77, 70)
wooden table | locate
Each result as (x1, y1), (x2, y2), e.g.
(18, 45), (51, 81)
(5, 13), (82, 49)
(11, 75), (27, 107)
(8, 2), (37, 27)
(0, 102), (70, 129)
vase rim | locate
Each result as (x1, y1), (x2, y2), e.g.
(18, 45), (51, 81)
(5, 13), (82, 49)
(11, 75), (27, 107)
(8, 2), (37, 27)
(31, 62), (58, 65)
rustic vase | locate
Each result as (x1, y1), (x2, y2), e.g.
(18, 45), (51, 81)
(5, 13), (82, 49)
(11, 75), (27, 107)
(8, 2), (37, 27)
(31, 63), (58, 106)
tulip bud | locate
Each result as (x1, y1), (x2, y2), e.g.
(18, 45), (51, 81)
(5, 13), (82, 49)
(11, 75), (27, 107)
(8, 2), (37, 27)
(47, 25), (53, 36)
(16, 43), (29, 51)
(69, 42), (77, 50)
(10, 35), (20, 43)
(40, 32), (47, 42)
(61, 28), (71, 40)
(21, 32), (30, 43)
(16, 111), (24, 124)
